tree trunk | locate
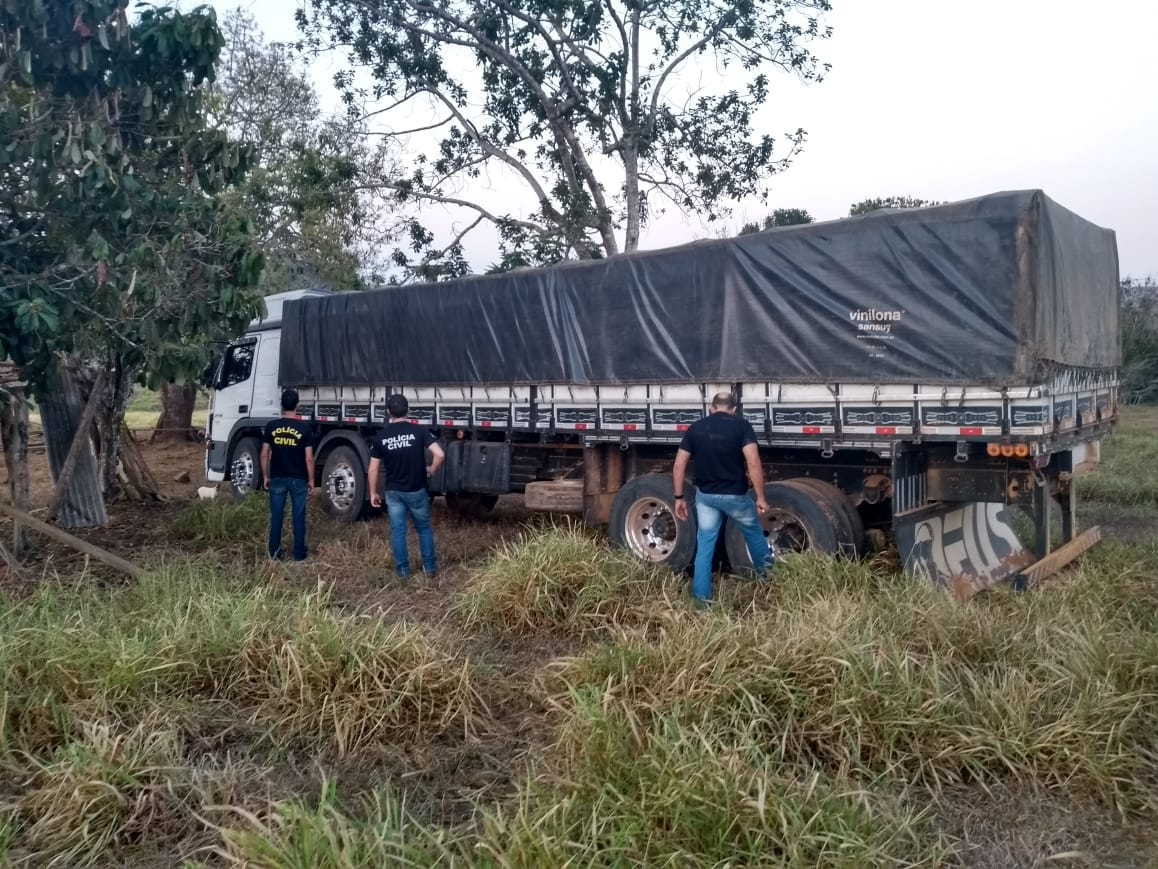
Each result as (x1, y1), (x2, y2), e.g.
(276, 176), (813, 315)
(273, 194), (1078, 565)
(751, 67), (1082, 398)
(622, 142), (642, 253)
(93, 361), (134, 500)
(118, 426), (163, 502)
(153, 381), (199, 442)
(0, 385), (31, 558)
(37, 361), (107, 529)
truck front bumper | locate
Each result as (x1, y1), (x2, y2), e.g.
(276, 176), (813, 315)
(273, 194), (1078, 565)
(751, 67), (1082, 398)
(205, 440), (228, 482)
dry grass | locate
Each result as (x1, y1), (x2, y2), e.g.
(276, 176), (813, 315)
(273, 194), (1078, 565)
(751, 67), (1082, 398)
(550, 544), (1158, 818)
(2, 407), (1157, 866)
(455, 520), (683, 637)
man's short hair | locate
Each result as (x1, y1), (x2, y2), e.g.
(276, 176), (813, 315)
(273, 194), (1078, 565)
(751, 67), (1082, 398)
(386, 393), (409, 419)
(711, 391), (737, 410)
(281, 388), (299, 412)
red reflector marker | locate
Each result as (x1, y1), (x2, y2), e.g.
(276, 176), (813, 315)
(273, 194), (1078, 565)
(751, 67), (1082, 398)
(876, 427), (897, 436)
(576, 423), (588, 430)
(677, 425), (690, 432)
(480, 421), (492, 428)
(803, 426), (821, 435)
(959, 427), (982, 436)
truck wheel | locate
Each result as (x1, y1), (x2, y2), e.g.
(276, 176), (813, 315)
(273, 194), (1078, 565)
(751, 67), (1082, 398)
(321, 444), (367, 524)
(230, 436), (263, 500)
(445, 492), (499, 519)
(725, 481), (843, 576)
(785, 478), (866, 557)
(608, 475), (697, 571)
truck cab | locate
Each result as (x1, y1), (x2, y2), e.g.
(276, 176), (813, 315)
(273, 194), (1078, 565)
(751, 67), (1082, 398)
(205, 289), (331, 493)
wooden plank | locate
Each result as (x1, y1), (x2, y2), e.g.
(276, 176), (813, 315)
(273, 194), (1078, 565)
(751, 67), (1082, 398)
(0, 499), (144, 579)
(1021, 526), (1102, 589)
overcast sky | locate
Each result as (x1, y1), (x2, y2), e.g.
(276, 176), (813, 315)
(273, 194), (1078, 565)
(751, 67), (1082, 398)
(206, 0), (1158, 279)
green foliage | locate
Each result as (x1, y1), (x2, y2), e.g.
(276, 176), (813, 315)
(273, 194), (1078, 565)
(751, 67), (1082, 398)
(848, 195), (940, 216)
(1120, 277), (1158, 404)
(739, 207), (815, 235)
(212, 11), (397, 293)
(296, 0), (832, 273)
(0, 1), (265, 391)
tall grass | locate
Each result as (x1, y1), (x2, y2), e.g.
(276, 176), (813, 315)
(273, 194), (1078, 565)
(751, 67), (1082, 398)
(455, 521), (682, 636)
(170, 495), (271, 543)
(551, 543), (1158, 818)
(0, 565), (487, 760)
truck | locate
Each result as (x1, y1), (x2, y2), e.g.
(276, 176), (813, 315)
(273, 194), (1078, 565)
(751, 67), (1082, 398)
(205, 190), (1120, 593)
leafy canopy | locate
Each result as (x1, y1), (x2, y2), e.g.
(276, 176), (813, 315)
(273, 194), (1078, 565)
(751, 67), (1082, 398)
(296, 0), (832, 275)
(0, 0), (265, 389)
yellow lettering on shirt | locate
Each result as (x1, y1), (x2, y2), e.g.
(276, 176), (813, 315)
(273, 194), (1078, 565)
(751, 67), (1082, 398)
(270, 426), (302, 448)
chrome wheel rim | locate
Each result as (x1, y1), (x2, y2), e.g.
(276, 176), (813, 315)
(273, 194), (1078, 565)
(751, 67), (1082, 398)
(326, 461), (358, 513)
(623, 497), (679, 563)
(231, 451), (255, 494)
(759, 508), (811, 558)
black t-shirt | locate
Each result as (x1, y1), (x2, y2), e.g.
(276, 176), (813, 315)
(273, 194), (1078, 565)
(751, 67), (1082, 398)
(371, 422), (437, 492)
(678, 412), (758, 495)
(262, 418), (313, 480)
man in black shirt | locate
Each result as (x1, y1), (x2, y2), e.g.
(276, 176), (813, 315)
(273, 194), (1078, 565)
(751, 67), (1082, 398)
(368, 394), (446, 579)
(672, 391), (772, 601)
(261, 388), (315, 561)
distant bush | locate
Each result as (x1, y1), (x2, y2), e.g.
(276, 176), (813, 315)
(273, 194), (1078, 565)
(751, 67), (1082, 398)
(1121, 278), (1158, 404)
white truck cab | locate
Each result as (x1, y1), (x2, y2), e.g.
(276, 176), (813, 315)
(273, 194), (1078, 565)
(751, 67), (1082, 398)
(204, 289), (331, 490)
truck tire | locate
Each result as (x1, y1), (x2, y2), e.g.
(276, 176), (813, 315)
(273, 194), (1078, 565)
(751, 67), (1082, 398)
(321, 444), (367, 524)
(609, 475), (697, 571)
(785, 478), (866, 557)
(445, 492), (499, 519)
(229, 436), (263, 500)
(725, 481), (844, 577)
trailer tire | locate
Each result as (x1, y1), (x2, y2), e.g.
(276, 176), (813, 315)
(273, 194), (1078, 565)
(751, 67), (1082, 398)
(609, 475), (697, 571)
(445, 492), (499, 519)
(321, 444), (367, 524)
(786, 478), (866, 557)
(229, 436), (263, 500)
(725, 481), (843, 577)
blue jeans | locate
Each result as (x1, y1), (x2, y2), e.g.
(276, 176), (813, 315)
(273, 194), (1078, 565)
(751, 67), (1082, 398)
(693, 490), (772, 600)
(269, 477), (308, 561)
(386, 489), (437, 577)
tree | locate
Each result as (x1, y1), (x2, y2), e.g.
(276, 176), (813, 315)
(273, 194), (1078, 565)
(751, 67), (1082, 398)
(151, 10), (403, 441)
(739, 207), (814, 235)
(0, 1), (265, 525)
(848, 196), (939, 216)
(296, 0), (832, 274)
(1121, 277), (1158, 405)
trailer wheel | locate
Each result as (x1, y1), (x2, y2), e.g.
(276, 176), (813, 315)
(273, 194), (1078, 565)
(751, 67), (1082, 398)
(609, 475), (697, 571)
(445, 492), (499, 519)
(725, 481), (843, 576)
(321, 444), (367, 524)
(785, 478), (866, 557)
(229, 436), (263, 500)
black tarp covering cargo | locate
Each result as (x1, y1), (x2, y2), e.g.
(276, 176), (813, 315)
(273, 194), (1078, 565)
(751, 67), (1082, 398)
(280, 190), (1119, 387)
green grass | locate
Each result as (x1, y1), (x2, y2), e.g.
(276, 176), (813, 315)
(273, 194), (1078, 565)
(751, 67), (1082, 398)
(2, 407), (1156, 866)
(1079, 405), (1158, 507)
(170, 493), (271, 543)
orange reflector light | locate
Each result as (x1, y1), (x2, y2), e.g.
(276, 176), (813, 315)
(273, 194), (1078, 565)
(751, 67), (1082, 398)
(986, 443), (1001, 457)
(1000, 444), (1015, 457)
(1013, 443), (1030, 458)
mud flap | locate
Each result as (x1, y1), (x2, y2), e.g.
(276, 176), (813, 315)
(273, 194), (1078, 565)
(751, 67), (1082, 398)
(895, 502), (1035, 599)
